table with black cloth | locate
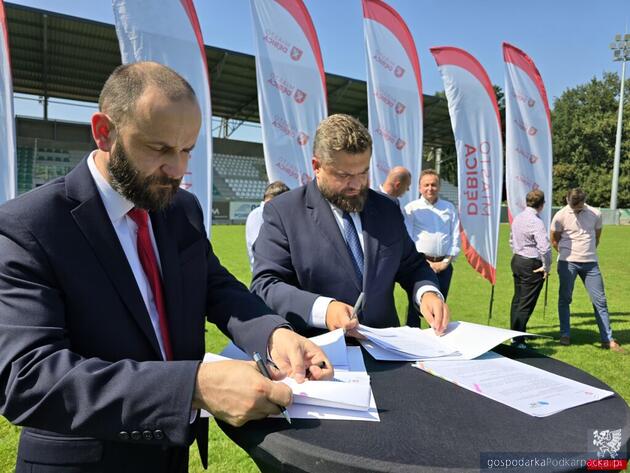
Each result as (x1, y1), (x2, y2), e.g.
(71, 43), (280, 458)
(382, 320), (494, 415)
(219, 345), (630, 473)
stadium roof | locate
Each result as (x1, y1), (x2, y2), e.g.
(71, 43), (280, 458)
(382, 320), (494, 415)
(4, 2), (454, 148)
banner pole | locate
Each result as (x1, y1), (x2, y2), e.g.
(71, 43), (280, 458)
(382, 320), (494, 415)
(543, 278), (548, 319)
(487, 284), (495, 325)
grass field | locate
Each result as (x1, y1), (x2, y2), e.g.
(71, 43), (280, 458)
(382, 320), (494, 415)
(1, 223), (628, 472)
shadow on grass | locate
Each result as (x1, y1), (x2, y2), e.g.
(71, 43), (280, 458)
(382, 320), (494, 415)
(523, 312), (630, 357)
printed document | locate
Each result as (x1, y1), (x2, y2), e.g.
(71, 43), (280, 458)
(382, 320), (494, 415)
(413, 352), (613, 417)
(359, 321), (546, 361)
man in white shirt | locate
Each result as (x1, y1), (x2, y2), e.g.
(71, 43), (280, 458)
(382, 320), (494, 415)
(404, 169), (460, 304)
(245, 181), (289, 271)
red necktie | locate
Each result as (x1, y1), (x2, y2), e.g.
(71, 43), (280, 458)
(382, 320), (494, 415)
(127, 208), (173, 361)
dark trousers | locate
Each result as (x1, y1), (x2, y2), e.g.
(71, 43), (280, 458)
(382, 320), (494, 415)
(510, 254), (545, 341)
(407, 264), (454, 327)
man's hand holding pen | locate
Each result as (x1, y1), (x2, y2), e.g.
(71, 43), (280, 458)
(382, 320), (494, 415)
(193, 328), (332, 427)
(420, 292), (450, 335)
(325, 292), (365, 338)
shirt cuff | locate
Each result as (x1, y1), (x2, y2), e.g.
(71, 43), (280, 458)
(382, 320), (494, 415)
(310, 296), (334, 329)
(190, 409), (198, 424)
(415, 285), (444, 307)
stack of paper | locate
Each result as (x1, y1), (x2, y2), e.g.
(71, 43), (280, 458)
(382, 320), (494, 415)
(204, 330), (380, 422)
(203, 351), (372, 412)
(358, 325), (458, 360)
(413, 352), (614, 417)
(280, 346), (379, 421)
(358, 321), (546, 362)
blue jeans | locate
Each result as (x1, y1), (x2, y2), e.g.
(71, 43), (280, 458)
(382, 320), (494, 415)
(557, 261), (613, 342)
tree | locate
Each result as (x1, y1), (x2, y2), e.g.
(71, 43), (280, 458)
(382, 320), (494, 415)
(551, 72), (630, 207)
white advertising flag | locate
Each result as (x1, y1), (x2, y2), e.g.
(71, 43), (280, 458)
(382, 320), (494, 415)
(251, 0), (327, 188)
(0, 0), (16, 203)
(362, 0), (423, 207)
(504, 42), (552, 229)
(113, 0), (213, 232)
(431, 47), (503, 284)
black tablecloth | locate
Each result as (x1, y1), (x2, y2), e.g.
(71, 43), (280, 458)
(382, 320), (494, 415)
(219, 345), (630, 472)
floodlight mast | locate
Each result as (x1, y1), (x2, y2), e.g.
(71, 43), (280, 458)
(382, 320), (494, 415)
(610, 33), (629, 214)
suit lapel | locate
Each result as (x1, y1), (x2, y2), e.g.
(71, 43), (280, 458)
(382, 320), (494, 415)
(306, 181), (362, 291)
(150, 211), (186, 360)
(67, 158), (163, 359)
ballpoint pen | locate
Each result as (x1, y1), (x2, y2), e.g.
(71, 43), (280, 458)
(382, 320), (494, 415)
(252, 352), (292, 424)
(350, 292), (365, 320)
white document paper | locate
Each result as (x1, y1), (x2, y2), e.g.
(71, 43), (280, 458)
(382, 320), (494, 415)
(357, 324), (458, 360)
(284, 376), (371, 411)
(308, 328), (349, 368)
(413, 352), (614, 417)
(359, 339), (423, 361)
(202, 346), (379, 421)
(359, 321), (546, 361)
(286, 347), (379, 422)
(419, 321), (548, 361)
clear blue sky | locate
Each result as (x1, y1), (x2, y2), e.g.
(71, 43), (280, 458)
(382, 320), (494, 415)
(9, 0), (630, 130)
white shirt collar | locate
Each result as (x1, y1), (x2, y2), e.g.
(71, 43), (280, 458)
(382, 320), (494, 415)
(420, 195), (439, 207)
(87, 151), (135, 223)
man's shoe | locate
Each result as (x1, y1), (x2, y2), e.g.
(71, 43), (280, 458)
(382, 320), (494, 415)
(559, 336), (571, 346)
(601, 340), (625, 353)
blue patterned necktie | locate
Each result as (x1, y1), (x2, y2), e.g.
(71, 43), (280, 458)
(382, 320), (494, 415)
(342, 211), (364, 283)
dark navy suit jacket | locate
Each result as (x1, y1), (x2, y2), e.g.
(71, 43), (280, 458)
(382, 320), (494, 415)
(251, 180), (438, 333)
(0, 158), (285, 472)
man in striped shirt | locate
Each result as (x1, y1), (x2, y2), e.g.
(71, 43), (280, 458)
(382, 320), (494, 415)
(509, 189), (551, 348)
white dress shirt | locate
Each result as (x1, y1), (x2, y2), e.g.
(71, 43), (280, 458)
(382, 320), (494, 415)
(87, 152), (168, 360)
(404, 196), (461, 259)
(309, 203), (442, 328)
(245, 202), (265, 271)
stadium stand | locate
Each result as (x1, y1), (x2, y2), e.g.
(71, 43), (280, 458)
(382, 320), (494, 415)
(439, 180), (459, 206)
(16, 145), (34, 195)
(214, 153), (269, 201)
(16, 137), (90, 195)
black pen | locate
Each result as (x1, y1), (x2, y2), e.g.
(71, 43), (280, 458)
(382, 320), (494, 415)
(252, 352), (292, 424)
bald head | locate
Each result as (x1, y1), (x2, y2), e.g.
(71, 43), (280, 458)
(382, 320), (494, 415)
(382, 166), (411, 198)
(99, 61), (197, 127)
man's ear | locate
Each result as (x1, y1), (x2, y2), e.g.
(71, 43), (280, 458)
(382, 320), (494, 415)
(312, 156), (321, 173)
(91, 113), (115, 152)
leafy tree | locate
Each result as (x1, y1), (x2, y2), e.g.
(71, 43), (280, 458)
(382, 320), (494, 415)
(551, 72), (630, 207)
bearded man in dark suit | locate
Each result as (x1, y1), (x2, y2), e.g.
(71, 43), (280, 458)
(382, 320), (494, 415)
(0, 62), (331, 473)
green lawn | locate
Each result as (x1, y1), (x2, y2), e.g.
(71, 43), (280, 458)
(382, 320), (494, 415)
(1, 223), (628, 472)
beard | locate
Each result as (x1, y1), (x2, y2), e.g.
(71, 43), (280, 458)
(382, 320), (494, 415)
(318, 179), (369, 213)
(107, 141), (181, 211)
